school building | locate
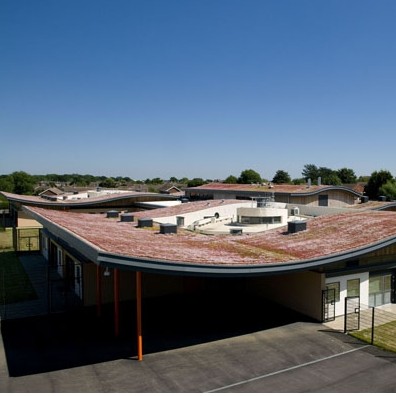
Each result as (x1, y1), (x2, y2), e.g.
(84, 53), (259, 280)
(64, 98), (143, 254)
(2, 188), (396, 360)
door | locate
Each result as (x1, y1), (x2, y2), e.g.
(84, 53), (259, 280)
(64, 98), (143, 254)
(322, 288), (335, 322)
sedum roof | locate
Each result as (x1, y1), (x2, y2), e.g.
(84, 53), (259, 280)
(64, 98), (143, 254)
(186, 182), (363, 195)
(25, 202), (396, 266)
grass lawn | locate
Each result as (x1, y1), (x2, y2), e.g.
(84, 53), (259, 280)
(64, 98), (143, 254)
(0, 229), (38, 304)
(351, 321), (396, 354)
(0, 228), (13, 250)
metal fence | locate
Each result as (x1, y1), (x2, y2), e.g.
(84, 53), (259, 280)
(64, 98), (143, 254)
(344, 297), (396, 353)
(0, 254), (82, 321)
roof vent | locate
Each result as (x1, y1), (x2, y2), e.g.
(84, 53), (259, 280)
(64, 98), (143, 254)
(288, 220), (307, 234)
(106, 210), (119, 218)
(120, 213), (134, 222)
(160, 223), (177, 234)
(230, 228), (243, 235)
(138, 218), (153, 228)
(361, 196), (369, 203)
(290, 207), (300, 216)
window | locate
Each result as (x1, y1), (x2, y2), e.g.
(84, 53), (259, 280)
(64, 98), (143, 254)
(326, 282), (340, 302)
(240, 216), (282, 225)
(319, 195), (328, 207)
(347, 279), (360, 298)
(369, 274), (392, 307)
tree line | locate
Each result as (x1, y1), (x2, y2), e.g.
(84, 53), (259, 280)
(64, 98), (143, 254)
(1, 166), (396, 201)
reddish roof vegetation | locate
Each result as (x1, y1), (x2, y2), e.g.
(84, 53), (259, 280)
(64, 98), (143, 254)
(27, 205), (396, 266)
(187, 182), (362, 194)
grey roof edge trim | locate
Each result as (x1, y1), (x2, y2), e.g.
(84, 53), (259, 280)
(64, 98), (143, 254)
(97, 235), (396, 277)
(289, 186), (362, 198)
(373, 202), (396, 211)
(23, 206), (100, 263)
(185, 186), (362, 198)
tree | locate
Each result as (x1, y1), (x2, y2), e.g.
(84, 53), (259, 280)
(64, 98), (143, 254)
(379, 180), (396, 200)
(317, 167), (341, 185)
(358, 176), (370, 183)
(292, 178), (306, 185)
(237, 169), (262, 184)
(11, 171), (35, 195)
(302, 164), (341, 185)
(178, 177), (189, 184)
(272, 170), (291, 184)
(224, 175), (238, 184)
(187, 178), (205, 187)
(302, 164), (319, 182)
(337, 168), (357, 184)
(0, 175), (14, 192)
(365, 170), (394, 199)
(99, 178), (117, 188)
(322, 173), (342, 186)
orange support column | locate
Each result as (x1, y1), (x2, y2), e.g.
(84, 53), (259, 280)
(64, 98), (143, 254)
(96, 265), (102, 317)
(114, 268), (120, 337)
(136, 271), (143, 361)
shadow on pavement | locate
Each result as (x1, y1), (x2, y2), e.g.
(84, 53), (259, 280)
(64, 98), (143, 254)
(1, 293), (312, 377)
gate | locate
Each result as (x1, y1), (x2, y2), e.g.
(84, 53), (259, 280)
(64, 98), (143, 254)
(322, 288), (335, 322)
(344, 296), (360, 332)
(13, 228), (41, 253)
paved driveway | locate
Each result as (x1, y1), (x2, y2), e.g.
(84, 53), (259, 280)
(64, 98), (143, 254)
(1, 317), (396, 392)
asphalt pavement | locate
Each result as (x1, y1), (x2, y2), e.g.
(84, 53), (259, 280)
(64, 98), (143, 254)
(1, 312), (396, 392)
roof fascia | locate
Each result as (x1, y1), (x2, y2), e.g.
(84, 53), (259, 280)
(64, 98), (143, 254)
(97, 236), (396, 277)
(290, 186), (362, 198)
(4, 192), (176, 209)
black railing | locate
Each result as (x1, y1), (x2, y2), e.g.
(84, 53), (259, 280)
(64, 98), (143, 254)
(344, 297), (396, 352)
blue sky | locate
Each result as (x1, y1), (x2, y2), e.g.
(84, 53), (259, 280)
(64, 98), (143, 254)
(1, 0), (396, 181)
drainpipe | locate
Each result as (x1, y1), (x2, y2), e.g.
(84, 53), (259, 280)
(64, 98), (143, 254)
(96, 265), (102, 317)
(114, 268), (120, 337)
(136, 271), (143, 361)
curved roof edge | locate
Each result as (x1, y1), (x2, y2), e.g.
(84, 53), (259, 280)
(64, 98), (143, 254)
(289, 185), (362, 198)
(1, 191), (176, 208)
(373, 202), (396, 211)
(98, 235), (396, 277)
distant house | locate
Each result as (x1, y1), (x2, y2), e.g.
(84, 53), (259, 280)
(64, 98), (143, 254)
(39, 187), (64, 201)
(160, 185), (184, 196)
